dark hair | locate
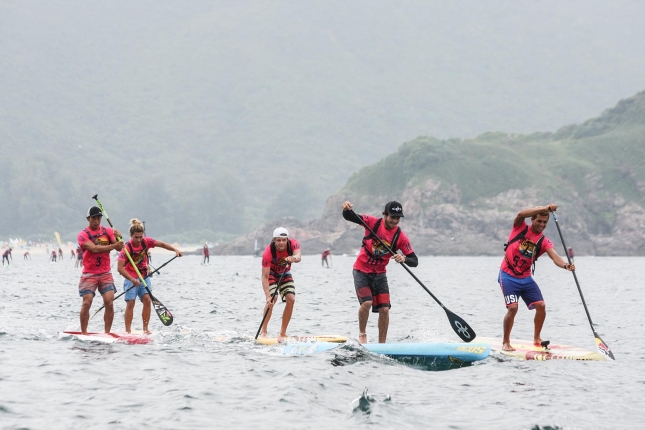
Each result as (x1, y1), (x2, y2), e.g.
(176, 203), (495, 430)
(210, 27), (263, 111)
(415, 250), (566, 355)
(531, 212), (550, 220)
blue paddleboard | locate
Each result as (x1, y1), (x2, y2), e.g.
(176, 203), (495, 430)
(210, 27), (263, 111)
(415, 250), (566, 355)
(283, 341), (490, 365)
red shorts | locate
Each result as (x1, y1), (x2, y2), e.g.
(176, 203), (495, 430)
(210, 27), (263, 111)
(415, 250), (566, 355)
(79, 272), (116, 297)
(353, 269), (391, 313)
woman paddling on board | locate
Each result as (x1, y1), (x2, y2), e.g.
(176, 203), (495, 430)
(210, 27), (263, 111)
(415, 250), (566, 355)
(499, 204), (575, 352)
(260, 227), (301, 341)
(78, 206), (124, 335)
(341, 201), (418, 344)
(117, 219), (182, 334)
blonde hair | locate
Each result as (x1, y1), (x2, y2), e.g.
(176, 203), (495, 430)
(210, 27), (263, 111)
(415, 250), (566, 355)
(129, 218), (145, 236)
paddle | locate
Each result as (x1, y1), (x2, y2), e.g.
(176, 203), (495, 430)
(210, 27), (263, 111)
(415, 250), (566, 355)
(89, 255), (178, 321)
(92, 194), (174, 326)
(350, 209), (475, 342)
(551, 212), (615, 360)
(255, 267), (289, 340)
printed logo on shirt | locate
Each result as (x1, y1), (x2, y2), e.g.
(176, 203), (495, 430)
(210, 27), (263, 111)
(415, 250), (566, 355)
(372, 239), (393, 258)
(519, 238), (538, 259)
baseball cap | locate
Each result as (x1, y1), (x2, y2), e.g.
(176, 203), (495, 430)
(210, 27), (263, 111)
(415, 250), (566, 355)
(87, 206), (103, 218)
(273, 227), (289, 238)
(384, 201), (404, 217)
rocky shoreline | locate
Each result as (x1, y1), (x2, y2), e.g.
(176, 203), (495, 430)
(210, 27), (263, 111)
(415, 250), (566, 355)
(212, 177), (645, 256)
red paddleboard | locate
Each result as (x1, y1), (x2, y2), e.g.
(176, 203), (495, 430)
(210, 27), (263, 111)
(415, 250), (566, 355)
(58, 331), (152, 345)
(476, 336), (606, 361)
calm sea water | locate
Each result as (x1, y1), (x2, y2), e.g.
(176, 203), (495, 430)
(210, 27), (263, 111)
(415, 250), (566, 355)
(0, 254), (642, 429)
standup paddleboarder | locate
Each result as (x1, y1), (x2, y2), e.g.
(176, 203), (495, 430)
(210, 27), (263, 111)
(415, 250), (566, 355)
(2, 248), (12, 266)
(260, 227), (301, 340)
(202, 243), (210, 265)
(341, 201), (418, 344)
(117, 219), (182, 334)
(499, 204), (575, 351)
(77, 206), (124, 335)
(321, 248), (331, 268)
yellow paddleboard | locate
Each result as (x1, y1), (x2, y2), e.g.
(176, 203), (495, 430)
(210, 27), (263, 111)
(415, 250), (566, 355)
(256, 335), (348, 345)
(476, 336), (606, 361)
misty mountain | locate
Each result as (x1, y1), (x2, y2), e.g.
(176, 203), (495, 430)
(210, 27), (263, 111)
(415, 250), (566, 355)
(219, 90), (645, 255)
(2, 1), (644, 240)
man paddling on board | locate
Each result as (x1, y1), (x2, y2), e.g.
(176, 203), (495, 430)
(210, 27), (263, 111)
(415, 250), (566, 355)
(117, 219), (182, 334)
(2, 247), (12, 266)
(260, 227), (301, 341)
(341, 201), (418, 344)
(321, 248), (331, 268)
(202, 243), (210, 265)
(78, 206), (124, 335)
(499, 204), (575, 351)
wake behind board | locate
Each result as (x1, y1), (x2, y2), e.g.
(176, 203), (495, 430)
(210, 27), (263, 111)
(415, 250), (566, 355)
(284, 342), (490, 365)
(58, 331), (152, 345)
(256, 334), (348, 345)
(476, 336), (606, 361)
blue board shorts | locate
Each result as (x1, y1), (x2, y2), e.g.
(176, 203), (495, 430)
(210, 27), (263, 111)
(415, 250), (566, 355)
(123, 277), (152, 302)
(498, 270), (544, 310)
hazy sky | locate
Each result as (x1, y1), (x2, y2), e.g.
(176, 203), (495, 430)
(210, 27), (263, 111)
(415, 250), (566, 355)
(1, 0), (644, 235)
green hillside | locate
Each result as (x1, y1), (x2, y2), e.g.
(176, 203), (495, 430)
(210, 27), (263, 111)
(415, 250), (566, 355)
(344, 91), (645, 223)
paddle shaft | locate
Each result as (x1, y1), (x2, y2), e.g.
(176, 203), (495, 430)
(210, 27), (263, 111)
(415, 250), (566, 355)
(255, 267), (289, 340)
(90, 255), (178, 320)
(551, 212), (614, 359)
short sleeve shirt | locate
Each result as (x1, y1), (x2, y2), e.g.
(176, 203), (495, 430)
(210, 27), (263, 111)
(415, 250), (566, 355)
(118, 237), (157, 278)
(353, 215), (414, 274)
(500, 221), (554, 278)
(77, 226), (117, 274)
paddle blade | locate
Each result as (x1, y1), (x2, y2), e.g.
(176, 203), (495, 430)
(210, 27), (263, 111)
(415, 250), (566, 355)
(444, 308), (475, 342)
(151, 296), (173, 326)
(594, 332), (615, 360)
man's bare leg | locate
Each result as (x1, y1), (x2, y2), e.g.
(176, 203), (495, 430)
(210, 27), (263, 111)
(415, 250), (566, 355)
(377, 307), (389, 343)
(260, 298), (276, 337)
(80, 294), (94, 335)
(502, 304), (518, 351)
(358, 301), (371, 344)
(533, 302), (546, 345)
(102, 290), (115, 333)
(278, 294), (295, 341)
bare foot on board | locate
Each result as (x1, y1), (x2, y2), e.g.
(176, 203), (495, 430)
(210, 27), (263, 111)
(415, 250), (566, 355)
(533, 338), (543, 346)
(502, 342), (516, 351)
(358, 333), (367, 344)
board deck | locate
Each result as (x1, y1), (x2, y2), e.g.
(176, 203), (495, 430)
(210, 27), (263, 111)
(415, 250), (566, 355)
(476, 336), (606, 361)
(283, 341), (490, 364)
(256, 334), (348, 345)
(58, 331), (153, 345)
